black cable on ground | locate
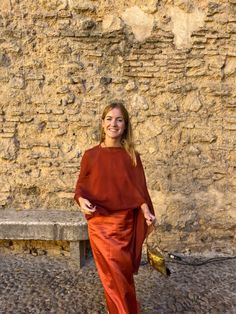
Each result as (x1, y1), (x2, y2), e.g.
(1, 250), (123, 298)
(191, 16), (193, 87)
(167, 254), (236, 267)
(141, 254), (236, 267)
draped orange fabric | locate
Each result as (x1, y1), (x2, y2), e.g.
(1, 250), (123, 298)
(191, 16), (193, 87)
(74, 145), (154, 314)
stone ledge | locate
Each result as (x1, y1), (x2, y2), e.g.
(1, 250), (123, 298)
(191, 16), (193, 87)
(0, 210), (89, 268)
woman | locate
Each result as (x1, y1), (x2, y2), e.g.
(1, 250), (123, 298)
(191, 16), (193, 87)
(74, 102), (155, 314)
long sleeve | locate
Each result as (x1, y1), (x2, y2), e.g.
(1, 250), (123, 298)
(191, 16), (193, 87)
(134, 153), (154, 215)
(74, 151), (90, 205)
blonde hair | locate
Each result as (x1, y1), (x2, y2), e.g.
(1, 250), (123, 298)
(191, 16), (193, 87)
(100, 101), (137, 166)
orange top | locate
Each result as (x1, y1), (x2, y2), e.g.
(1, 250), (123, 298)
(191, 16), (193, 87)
(74, 144), (155, 273)
(74, 144), (154, 218)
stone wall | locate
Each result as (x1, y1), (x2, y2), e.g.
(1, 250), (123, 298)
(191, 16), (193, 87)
(0, 0), (235, 254)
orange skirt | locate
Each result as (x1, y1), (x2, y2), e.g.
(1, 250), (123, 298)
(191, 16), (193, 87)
(88, 208), (139, 314)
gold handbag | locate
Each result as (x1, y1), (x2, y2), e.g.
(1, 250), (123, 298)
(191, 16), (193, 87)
(146, 223), (171, 277)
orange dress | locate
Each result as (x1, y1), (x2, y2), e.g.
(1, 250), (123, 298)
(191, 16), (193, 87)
(74, 145), (154, 314)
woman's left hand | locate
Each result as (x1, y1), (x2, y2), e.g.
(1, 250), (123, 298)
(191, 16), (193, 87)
(141, 203), (156, 226)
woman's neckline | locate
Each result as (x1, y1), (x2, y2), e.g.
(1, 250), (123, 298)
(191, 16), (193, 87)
(99, 143), (123, 149)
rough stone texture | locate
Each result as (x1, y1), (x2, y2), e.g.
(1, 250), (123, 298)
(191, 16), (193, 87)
(0, 0), (236, 254)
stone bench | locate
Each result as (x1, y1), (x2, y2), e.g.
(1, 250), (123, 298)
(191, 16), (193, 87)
(0, 210), (89, 268)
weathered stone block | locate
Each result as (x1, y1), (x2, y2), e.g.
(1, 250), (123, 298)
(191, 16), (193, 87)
(0, 138), (18, 160)
(102, 15), (123, 33)
(169, 6), (205, 49)
(122, 6), (154, 42)
(68, 0), (96, 12)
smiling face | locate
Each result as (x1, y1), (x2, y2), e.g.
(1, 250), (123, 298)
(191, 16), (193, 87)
(102, 107), (126, 143)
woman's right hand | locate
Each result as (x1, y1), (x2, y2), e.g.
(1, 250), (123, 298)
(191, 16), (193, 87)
(141, 203), (156, 226)
(78, 197), (96, 215)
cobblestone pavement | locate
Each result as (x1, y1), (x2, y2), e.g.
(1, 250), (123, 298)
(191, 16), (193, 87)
(0, 251), (235, 314)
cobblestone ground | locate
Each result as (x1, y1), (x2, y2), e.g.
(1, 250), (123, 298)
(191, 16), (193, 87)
(0, 251), (235, 314)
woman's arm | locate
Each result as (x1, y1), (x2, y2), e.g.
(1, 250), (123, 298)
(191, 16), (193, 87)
(74, 151), (96, 215)
(134, 153), (156, 225)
